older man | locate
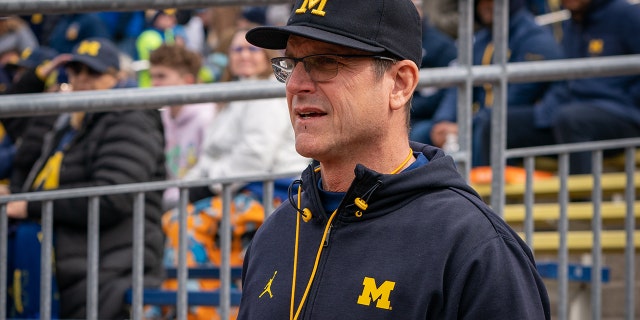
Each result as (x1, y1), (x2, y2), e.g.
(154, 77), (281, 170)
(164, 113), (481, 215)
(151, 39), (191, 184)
(238, 1), (550, 319)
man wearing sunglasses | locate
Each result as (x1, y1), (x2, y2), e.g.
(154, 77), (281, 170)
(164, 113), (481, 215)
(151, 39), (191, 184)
(238, 0), (550, 319)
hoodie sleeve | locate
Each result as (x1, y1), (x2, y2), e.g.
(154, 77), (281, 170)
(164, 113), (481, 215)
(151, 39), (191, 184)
(451, 231), (551, 319)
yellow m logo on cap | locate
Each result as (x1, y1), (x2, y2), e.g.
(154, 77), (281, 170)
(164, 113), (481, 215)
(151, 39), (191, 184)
(77, 41), (101, 56)
(295, 0), (328, 16)
(357, 277), (395, 310)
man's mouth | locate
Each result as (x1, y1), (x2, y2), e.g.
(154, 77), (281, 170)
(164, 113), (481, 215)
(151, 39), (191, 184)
(299, 112), (325, 119)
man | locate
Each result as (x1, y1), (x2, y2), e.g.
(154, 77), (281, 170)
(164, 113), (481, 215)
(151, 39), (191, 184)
(534, 0), (640, 174)
(237, 0), (550, 319)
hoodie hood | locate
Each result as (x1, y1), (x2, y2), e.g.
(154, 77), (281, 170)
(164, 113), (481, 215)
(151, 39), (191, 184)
(296, 142), (482, 226)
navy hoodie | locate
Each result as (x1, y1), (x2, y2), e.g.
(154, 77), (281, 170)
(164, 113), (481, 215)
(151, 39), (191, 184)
(238, 142), (550, 319)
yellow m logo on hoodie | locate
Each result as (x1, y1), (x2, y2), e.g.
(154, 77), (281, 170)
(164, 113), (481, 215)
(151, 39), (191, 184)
(357, 277), (395, 310)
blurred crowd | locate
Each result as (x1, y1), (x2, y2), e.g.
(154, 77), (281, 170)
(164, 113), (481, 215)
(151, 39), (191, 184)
(411, 0), (640, 175)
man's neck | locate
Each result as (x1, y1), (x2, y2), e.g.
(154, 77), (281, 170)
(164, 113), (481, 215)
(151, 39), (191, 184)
(318, 143), (414, 192)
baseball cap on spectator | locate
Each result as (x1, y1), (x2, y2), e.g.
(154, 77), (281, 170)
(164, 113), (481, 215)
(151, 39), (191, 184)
(242, 6), (267, 25)
(150, 8), (177, 24)
(5, 46), (58, 70)
(245, 0), (422, 67)
(65, 37), (120, 73)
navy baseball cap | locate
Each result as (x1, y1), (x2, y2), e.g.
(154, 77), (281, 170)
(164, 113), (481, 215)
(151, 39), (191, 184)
(66, 37), (120, 73)
(6, 46), (58, 70)
(245, 0), (422, 67)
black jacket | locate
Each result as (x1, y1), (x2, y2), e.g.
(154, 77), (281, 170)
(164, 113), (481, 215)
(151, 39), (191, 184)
(2, 68), (57, 182)
(11, 109), (166, 319)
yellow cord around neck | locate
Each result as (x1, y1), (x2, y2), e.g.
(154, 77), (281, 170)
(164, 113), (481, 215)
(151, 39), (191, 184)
(390, 148), (414, 174)
(290, 148), (413, 320)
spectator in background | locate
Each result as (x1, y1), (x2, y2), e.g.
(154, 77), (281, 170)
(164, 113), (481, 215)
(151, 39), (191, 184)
(20, 13), (59, 45)
(136, 9), (188, 87)
(1, 37), (166, 319)
(526, 0), (562, 15)
(181, 9), (207, 55)
(430, 0), (563, 166)
(0, 16), (39, 63)
(183, 27), (308, 203)
(97, 11), (146, 59)
(148, 44), (216, 210)
(423, 0), (460, 39)
(533, 0), (640, 174)
(46, 13), (111, 54)
(2, 46), (60, 189)
(5, 46), (58, 84)
(238, 6), (267, 29)
(0, 16), (39, 93)
(265, 4), (293, 26)
(0, 122), (12, 181)
(409, 1), (458, 145)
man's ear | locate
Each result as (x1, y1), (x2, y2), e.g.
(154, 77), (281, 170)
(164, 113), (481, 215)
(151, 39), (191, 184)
(389, 61), (419, 111)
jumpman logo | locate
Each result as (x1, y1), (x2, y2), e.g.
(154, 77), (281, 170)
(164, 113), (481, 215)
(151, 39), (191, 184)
(259, 271), (277, 299)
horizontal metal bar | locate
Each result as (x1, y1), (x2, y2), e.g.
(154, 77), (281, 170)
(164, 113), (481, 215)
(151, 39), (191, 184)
(2, 54), (638, 118)
(0, 81), (285, 118)
(505, 137), (640, 158)
(0, 0), (290, 15)
(421, 54), (640, 88)
(0, 170), (302, 203)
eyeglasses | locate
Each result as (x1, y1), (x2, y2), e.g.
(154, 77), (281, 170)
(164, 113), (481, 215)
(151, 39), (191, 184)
(230, 45), (262, 53)
(271, 54), (397, 83)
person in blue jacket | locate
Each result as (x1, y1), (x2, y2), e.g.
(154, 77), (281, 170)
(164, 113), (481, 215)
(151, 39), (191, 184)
(533, 0), (640, 174)
(430, 0), (563, 166)
(45, 14), (111, 54)
(409, 12), (458, 145)
(237, 0), (550, 318)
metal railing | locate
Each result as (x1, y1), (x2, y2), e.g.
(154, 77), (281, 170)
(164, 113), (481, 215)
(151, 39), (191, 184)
(0, 172), (299, 320)
(507, 138), (640, 320)
(0, 0), (638, 319)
